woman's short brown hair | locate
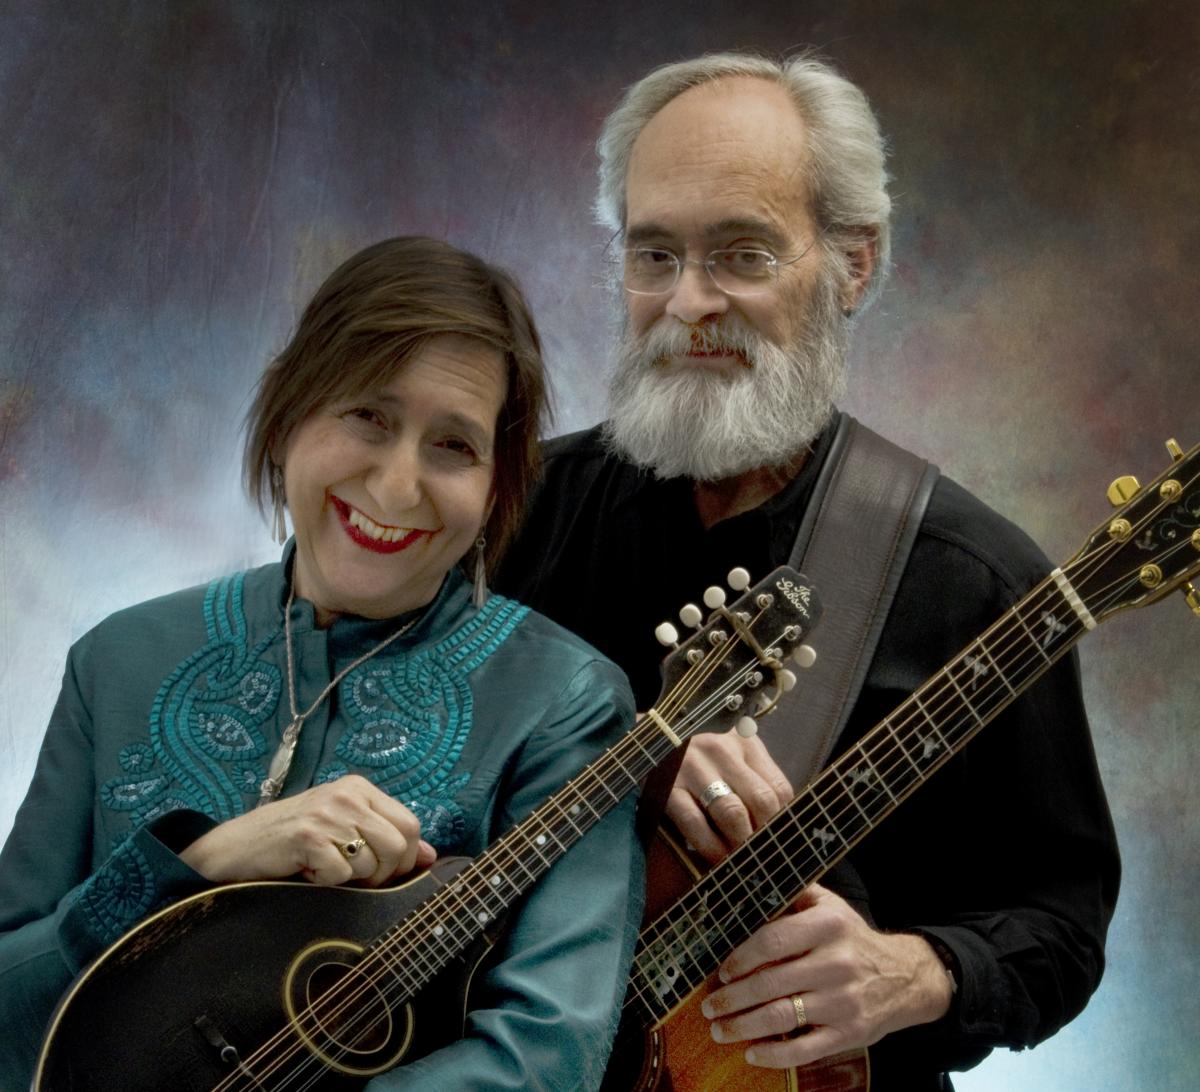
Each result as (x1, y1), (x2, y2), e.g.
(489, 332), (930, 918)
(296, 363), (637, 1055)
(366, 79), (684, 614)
(244, 236), (548, 575)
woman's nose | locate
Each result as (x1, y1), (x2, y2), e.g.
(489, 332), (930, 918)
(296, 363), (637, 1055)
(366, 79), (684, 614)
(370, 442), (424, 517)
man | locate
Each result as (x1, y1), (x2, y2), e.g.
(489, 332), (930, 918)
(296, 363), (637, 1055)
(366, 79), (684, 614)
(496, 52), (1119, 1089)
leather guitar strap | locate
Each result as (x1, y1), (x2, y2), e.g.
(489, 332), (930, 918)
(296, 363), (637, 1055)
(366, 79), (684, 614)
(760, 411), (939, 788)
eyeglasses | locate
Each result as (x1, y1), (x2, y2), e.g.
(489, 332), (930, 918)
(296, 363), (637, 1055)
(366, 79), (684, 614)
(621, 242), (817, 297)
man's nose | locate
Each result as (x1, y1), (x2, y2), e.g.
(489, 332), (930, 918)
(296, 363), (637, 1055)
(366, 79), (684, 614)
(663, 260), (731, 325)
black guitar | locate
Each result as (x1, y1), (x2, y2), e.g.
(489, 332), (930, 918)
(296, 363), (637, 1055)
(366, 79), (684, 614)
(34, 567), (822, 1090)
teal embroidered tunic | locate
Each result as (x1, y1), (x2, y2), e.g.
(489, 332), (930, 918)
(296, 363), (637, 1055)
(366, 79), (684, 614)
(0, 555), (643, 1090)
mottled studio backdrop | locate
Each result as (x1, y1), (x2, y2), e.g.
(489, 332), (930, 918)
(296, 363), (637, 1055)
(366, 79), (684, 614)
(2, 1), (1197, 1087)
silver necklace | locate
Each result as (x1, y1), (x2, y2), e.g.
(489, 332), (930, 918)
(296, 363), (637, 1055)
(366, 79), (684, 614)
(256, 579), (420, 805)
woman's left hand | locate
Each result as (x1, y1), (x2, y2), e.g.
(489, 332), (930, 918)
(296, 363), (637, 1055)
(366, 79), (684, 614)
(180, 774), (437, 887)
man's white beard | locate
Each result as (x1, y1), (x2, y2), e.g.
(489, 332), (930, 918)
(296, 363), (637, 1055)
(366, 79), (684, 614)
(602, 271), (847, 482)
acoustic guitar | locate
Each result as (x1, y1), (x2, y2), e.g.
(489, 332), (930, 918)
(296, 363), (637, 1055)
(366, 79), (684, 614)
(34, 568), (824, 1089)
(601, 437), (1200, 1092)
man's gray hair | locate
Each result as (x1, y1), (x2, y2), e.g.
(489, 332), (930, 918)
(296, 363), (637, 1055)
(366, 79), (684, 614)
(595, 51), (891, 304)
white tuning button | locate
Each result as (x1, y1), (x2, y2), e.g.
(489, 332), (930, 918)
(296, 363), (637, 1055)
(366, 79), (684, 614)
(678, 603), (703, 628)
(703, 585), (727, 609)
(727, 567), (751, 591)
(793, 644), (817, 669)
(777, 669), (797, 692)
(654, 622), (679, 647)
(735, 716), (759, 738)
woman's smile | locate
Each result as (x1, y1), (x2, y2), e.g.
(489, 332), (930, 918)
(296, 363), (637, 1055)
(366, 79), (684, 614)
(330, 495), (439, 554)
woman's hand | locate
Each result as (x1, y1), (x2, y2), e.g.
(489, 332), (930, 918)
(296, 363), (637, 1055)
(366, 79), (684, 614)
(180, 774), (437, 887)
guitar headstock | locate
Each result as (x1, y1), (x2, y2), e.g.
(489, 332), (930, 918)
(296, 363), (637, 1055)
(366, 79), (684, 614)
(653, 566), (822, 738)
(1065, 438), (1200, 623)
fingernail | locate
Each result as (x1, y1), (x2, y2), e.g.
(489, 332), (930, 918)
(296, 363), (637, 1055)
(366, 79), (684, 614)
(718, 967), (731, 984)
(700, 999), (714, 1018)
(709, 1023), (723, 1042)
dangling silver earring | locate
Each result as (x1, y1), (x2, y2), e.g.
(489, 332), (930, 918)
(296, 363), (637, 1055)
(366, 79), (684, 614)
(271, 464), (288, 545)
(472, 535), (488, 609)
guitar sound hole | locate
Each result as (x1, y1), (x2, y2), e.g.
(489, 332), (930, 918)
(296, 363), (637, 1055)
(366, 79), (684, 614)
(303, 958), (393, 1057)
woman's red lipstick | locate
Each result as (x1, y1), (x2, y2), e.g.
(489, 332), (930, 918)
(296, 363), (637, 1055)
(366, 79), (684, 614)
(331, 497), (431, 555)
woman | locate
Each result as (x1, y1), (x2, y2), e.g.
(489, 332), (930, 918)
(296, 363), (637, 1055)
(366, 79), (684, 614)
(0, 237), (643, 1089)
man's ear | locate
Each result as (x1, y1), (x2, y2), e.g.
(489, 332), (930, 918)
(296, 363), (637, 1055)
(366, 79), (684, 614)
(841, 231), (878, 314)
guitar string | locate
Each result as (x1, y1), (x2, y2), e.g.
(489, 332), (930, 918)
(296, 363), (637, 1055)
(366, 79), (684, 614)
(228, 619), (792, 1089)
(238, 479), (1197, 1083)
(627, 580), (1078, 1013)
(628, 561), (1124, 1011)
(633, 535), (1195, 1022)
(208, 605), (798, 1089)
(262, 626), (794, 1091)
(628, 475), (1200, 988)
(626, 518), (1200, 1015)
(217, 464), (1199, 1083)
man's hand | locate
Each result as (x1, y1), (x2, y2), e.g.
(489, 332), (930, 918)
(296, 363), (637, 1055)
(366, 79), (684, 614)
(180, 774), (437, 887)
(699, 883), (954, 1069)
(666, 728), (794, 862)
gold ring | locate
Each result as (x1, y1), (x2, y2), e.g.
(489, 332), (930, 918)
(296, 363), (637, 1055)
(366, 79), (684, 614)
(338, 837), (368, 860)
(791, 993), (807, 1030)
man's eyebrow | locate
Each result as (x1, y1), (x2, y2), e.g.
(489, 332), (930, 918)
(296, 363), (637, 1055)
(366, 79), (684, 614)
(624, 223), (673, 246)
(706, 218), (791, 250)
(625, 218), (791, 250)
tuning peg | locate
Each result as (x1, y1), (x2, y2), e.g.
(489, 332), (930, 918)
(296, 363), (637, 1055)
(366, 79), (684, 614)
(735, 715), (758, 738)
(703, 585), (727, 609)
(1106, 475), (1141, 507)
(654, 622), (679, 647)
(793, 644), (817, 669)
(678, 603), (703, 628)
(776, 668), (797, 692)
(1184, 582), (1200, 617)
(727, 567), (751, 591)
(1166, 438), (1184, 461)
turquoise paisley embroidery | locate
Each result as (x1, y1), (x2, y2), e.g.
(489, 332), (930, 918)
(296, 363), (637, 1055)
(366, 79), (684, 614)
(99, 574), (282, 831)
(320, 594), (530, 846)
(75, 838), (157, 947)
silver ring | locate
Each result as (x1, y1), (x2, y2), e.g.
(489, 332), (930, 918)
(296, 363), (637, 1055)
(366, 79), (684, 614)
(338, 836), (368, 860)
(698, 780), (733, 809)
(791, 993), (807, 1030)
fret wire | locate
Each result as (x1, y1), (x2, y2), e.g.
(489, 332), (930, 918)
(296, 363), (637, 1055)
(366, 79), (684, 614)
(831, 764), (873, 827)
(1012, 600), (1054, 664)
(660, 907), (711, 1005)
(851, 743), (898, 805)
(622, 578), (1107, 1032)
(943, 665), (984, 725)
(975, 636), (1018, 698)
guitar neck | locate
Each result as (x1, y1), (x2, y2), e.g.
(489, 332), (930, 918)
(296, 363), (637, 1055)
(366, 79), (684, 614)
(628, 569), (1093, 1024)
(355, 603), (808, 1003)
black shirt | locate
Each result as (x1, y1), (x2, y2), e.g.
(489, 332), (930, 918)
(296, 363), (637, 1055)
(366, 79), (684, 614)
(495, 422), (1120, 1088)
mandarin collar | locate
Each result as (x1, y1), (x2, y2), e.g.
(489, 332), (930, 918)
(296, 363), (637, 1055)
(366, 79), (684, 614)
(270, 539), (471, 657)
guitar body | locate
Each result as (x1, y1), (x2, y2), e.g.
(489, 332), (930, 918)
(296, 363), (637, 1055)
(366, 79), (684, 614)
(36, 857), (491, 1091)
(600, 830), (869, 1092)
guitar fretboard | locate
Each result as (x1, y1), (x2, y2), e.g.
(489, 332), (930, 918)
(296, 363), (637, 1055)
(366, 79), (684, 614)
(628, 574), (1090, 1023)
(352, 595), (811, 1004)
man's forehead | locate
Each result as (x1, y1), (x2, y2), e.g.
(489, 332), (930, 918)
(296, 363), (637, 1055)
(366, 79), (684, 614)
(625, 77), (812, 237)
